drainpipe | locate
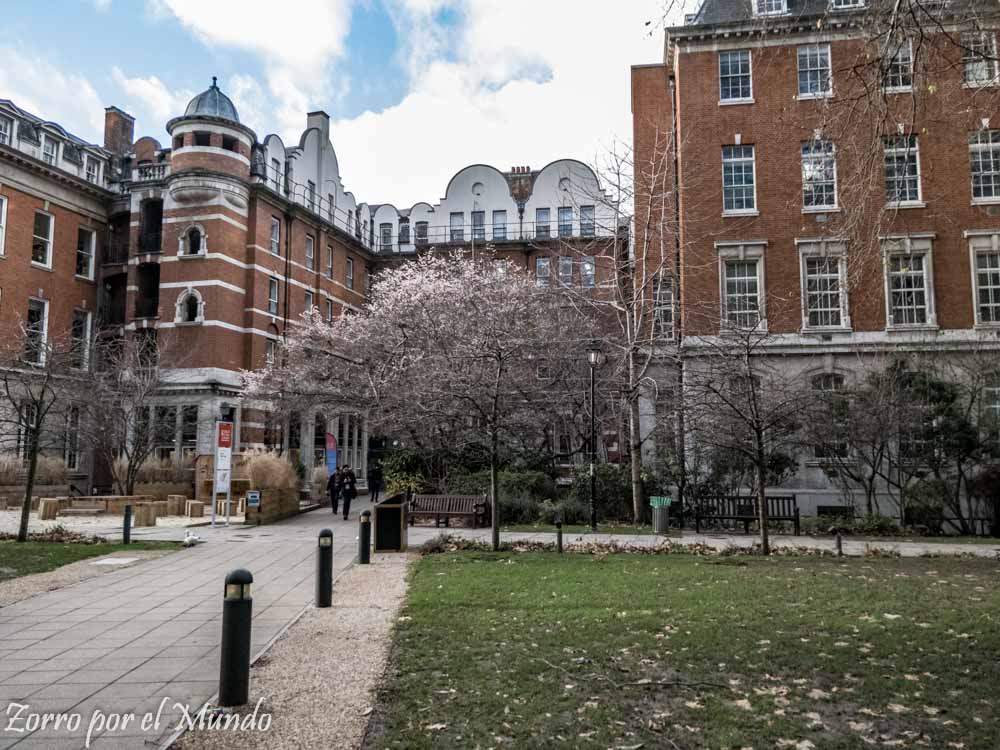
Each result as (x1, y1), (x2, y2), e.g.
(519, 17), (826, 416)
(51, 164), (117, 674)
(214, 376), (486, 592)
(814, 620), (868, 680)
(669, 70), (688, 508)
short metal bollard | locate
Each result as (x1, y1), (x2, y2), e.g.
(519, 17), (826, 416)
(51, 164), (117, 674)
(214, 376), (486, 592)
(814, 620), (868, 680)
(836, 531), (844, 557)
(317, 529), (333, 608)
(123, 504), (132, 545)
(219, 569), (253, 707)
(359, 510), (371, 564)
(556, 521), (563, 554)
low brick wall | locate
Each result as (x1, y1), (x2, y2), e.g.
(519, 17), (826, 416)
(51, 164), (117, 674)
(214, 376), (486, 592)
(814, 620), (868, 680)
(244, 488), (300, 525)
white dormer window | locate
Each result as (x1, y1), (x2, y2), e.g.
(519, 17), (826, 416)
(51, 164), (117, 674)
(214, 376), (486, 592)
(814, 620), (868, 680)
(85, 157), (99, 184)
(830, 0), (865, 8)
(755, 0), (787, 16)
(0, 117), (11, 146)
(42, 136), (58, 165)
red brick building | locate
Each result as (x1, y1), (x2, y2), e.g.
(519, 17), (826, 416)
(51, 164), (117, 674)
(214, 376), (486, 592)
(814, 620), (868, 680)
(0, 81), (618, 492)
(632, 0), (1000, 510)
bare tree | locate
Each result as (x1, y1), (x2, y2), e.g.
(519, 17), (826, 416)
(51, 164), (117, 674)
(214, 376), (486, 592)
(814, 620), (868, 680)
(0, 321), (83, 542)
(246, 253), (590, 549)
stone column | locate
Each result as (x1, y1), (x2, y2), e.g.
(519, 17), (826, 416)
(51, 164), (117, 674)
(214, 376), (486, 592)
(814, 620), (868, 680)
(352, 417), (360, 471)
(360, 416), (368, 483)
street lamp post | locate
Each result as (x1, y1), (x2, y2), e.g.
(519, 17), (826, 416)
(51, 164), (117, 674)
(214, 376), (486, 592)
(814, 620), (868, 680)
(587, 341), (604, 532)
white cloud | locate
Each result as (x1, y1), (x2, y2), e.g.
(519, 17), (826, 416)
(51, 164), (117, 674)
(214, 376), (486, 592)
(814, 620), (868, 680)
(94, 0), (112, 10)
(111, 67), (194, 135)
(0, 47), (105, 142)
(329, 0), (666, 207)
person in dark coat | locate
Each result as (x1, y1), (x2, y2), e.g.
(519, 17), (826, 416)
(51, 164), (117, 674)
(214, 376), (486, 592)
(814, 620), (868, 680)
(367, 464), (384, 505)
(327, 467), (341, 514)
(342, 466), (357, 520)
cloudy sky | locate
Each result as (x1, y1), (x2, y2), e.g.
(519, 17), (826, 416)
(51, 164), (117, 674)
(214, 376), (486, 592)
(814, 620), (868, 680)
(0, 1), (671, 207)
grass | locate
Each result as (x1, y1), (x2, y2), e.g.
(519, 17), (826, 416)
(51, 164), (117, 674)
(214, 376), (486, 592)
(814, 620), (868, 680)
(502, 523), (667, 536)
(373, 552), (1000, 749)
(0, 541), (179, 583)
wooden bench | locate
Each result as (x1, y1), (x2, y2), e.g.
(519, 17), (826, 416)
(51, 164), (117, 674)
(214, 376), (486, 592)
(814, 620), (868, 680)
(694, 495), (800, 536)
(409, 495), (489, 529)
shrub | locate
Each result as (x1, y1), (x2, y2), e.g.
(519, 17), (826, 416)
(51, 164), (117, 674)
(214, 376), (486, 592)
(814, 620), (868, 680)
(0, 456), (23, 485)
(116, 456), (193, 485)
(447, 470), (556, 501)
(568, 464), (651, 522)
(0, 455), (68, 486)
(904, 480), (947, 534)
(246, 451), (299, 490)
(499, 494), (542, 525)
(312, 465), (329, 490)
(539, 497), (590, 525)
(385, 473), (427, 497)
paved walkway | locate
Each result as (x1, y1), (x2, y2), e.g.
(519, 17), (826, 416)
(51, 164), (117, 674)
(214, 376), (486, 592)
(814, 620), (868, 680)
(0, 505), (367, 750)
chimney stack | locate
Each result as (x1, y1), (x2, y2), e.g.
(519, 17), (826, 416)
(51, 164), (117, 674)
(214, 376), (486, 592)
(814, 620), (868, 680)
(103, 106), (135, 157)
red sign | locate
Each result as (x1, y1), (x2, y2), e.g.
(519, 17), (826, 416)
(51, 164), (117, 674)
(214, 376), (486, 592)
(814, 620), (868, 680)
(325, 433), (337, 451)
(218, 422), (233, 449)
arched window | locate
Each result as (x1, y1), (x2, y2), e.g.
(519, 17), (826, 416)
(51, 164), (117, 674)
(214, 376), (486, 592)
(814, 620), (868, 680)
(180, 225), (207, 256)
(188, 228), (201, 255)
(174, 288), (204, 324)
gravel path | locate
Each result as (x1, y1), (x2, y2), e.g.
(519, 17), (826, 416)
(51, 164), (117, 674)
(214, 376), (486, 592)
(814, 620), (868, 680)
(175, 553), (413, 750)
(0, 549), (175, 607)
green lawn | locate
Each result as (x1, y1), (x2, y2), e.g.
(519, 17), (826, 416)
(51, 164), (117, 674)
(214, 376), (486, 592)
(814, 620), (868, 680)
(0, 541), (179, 583)
(373, 552), (1000, 749)
(503, 523), (665, 536)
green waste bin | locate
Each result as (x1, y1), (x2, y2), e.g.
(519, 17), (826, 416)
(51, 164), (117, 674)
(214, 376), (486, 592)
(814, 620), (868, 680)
(650, 495), (671, 534)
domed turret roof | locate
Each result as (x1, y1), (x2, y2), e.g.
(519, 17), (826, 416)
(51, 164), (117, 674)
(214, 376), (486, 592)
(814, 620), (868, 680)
(184, 77), (240, 123)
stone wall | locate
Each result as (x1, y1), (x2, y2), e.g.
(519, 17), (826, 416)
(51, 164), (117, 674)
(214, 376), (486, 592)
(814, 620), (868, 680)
(244, 488), (300, 525)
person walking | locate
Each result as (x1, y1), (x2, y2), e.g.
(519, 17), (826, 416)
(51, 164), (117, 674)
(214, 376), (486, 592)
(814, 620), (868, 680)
(367, 463), (384, 505)
(342, 466), (357, 520)
(327, 467), (342, 515)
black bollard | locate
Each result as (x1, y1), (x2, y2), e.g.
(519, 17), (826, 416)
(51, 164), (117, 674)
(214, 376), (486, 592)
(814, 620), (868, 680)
(359, 510), (371, 564)
(317, 529), (333, 608)
(219, 569), (253, 707)
(836, 531), (844, 558)
(123, 504), (132, 545)
(556, 521), (563, 554)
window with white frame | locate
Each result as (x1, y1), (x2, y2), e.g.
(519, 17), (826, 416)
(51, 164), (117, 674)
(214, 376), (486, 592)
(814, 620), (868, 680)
(325, 245), (333, 277)
(380, 223), (392, 251)
(722, 145), (756, 213)
(472, 211), (485, 241)
(268, 277), (279, 314)
(558, 207), (573, 237)
(812, 373), (848, 458)
(723, 259), (762, 328)
(271, 158), (282, 191)
(305, 235), (315, 270)
(558, 255), (573, 286)
(399, 218), (410, 244)
(42, 136), (58, 165)
(32, 211), (53, 266)
(884, 237), (934, 327)
(962, 32), (999, 86)
(535, 256), (550, 287)
(800, 245), (848, 329)
(325, 299), (333, 322)
(719, 50), (752, 102)
(536, 208), (551, 238)
(883, 39), (913, 91)
(580, 205), (595, 236)
(883, 135), (921, 204)
(580, 256), (596, 287)
(0, 195), (6, 255)
(25, 298), (47, 364)
(270, 217), (280, 255)
(71, 310), (90, 369)
(85, 157), (99, 184)
(493, 210), (507, 240)
(797, 44), (832, 97)
(304, 291), (314, 311)
(76, 227), (95, 278)
(266, 338), (276, 365)
(65, 406), (80, 470)
(494, 259), (509, 279)
(306, 181), (316, 211)
(653, 273), (674, 339)
(0, 116), (11, 145)
(802, 141), (838, 209)
(970, 130), (1000, 202)
(830, 0), (865, 9)
(754, 0), (786, 15)
(346, 257), (354, 290)
(450, 212), (464, 241)
(969, 233), (1000, 324)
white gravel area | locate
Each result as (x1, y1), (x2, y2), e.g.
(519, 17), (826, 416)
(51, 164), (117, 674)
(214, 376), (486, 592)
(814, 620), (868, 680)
(0, 509), (224, 536)
(0, 549), (175, 607)
(176, 553), (413, 750)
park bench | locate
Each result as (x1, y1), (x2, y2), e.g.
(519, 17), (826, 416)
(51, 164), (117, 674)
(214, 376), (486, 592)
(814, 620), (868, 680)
(693, 494), (800, 536)
(409, 494), (490, 529)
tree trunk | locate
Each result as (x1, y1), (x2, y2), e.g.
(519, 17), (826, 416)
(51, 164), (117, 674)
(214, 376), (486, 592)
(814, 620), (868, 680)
(18, 428), (41, 543)
(628, 395), (644, 524)
(755, 439), (770, 556)
(490, 444), (500, 552)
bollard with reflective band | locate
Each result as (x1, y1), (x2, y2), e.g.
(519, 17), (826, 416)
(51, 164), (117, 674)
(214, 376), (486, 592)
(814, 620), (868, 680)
(317, 529), (333, 608)
(359, 510), (371, 564)
(219, 568), (253, 707)
(123, 504), (132, 545)
(556, 521), (563, 554)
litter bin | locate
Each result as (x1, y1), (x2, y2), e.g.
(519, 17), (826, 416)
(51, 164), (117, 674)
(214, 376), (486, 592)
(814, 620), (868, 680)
(650, 495), (671, 534)
(374, 492), (408, 552)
